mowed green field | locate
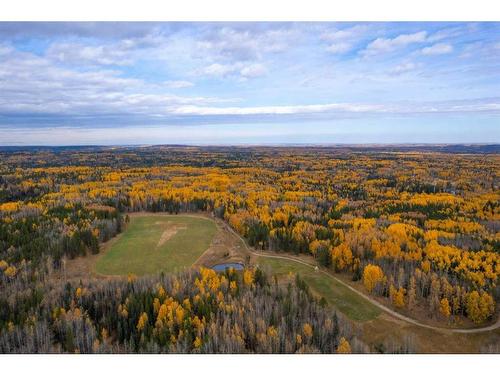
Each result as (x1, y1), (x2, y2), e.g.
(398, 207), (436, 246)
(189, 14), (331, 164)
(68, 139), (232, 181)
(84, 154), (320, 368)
(95, 215), (217, 276)
(258, 257), (381, 322)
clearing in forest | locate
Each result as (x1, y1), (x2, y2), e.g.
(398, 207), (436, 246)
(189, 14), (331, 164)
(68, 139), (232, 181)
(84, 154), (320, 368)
(95, 214), (217, 276)
(257, 257), (381, 322)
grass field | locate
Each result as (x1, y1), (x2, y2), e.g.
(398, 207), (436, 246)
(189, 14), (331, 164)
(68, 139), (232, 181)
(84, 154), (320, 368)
(258, 257), (381, 322)
(95, 215), (217, 276)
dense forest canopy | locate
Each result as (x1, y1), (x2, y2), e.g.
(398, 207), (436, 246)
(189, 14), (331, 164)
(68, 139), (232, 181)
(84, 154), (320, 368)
(0, 145), (498, 353)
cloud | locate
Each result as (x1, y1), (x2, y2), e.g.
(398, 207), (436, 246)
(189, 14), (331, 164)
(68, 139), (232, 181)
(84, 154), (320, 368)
(171, 103), (385, 116)
(1, 39), (498, 125)
(200, 63), (237, 77)
(321, 25), (368, 54)
(0, 22), (499, 138)
(0, 47), (227, 118)
(240, 63), (267, 78)
(195, 26), (296, 62)
(0, 22), (172, 40)
(391, 62), (417, 74)
(192, 26), (293, 79)
(170, 98), (500, 116)
(421, 43), (453, 55)
(320, 25), (367, 42)
(362, 31), (427, 56)
(164, 80), (194, 89)
(326, 42), (352, 54)
(427, 26), (464, 43)
(199, 62), (267, 79)
(45, 33), (168, 66)
(46, 42), (133, 66)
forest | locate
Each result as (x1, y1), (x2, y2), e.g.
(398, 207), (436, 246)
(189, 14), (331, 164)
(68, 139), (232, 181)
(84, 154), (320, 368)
(0, 145), (498, 353)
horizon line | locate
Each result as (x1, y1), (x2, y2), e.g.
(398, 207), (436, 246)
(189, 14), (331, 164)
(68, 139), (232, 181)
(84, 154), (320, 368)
(1, 142), (499, 148)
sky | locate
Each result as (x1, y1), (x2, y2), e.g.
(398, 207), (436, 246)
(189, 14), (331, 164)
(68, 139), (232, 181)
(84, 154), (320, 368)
(0, 22), (499, 145)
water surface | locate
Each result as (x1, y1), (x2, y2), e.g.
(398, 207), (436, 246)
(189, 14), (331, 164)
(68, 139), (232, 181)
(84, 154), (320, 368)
(212, 263), (244, 272)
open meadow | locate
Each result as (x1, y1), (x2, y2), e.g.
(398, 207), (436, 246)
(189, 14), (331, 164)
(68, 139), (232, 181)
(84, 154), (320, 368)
(95, 215), (217, 276)
(257, 257), (381, 322)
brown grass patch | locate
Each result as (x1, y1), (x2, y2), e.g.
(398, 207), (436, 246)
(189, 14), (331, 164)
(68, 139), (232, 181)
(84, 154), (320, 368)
(156, 224), (187, 248)
(192, 218), (252, 268)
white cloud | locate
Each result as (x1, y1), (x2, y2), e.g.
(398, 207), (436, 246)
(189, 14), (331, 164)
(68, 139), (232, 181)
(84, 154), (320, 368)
(0, 47), (227, 117)
(163, 80), (194, 89)
(46, 33), (168, 66)
(195, 26), (297, 62)
(421, 43), (453, 55)
(47, 42), (132, 66)
(170, 99), (500, 116)
(199, 62), (267, 79)
(321, 25), (368, 54)
(240, 63), (267, 78)
(201, 63), (238, 77)
(427, 27), (464, 43)
(171, 102), (385, 116)
(2, 41), (498, 121)
(320, 25), (367, 42)
(0, 22), (498, 132)
(326, 42), (352, 54)
(391, 62), (417, 74)
(362, 31), (427, 56)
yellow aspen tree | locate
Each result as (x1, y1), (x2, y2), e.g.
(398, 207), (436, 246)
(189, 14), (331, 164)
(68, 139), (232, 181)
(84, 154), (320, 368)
(4, 266), (17, 278)
(465, 290), (494, 324)
(229, 280), (238, 293)
(421, 260), (431, 273)
(194, 336), (202, 349)
(479, 291), (495, 322)
(407, 276), (417, 311)
(243, 269), (254, 286)
(303, 323), (313, 338)
(127, 273), (137, 283)
(331, 243), (353, 271)
(157, 285), (166, 299)
(153, 298), (161, 314)
(0, 260), (8, 270)
(439, 298), (451, 318)
(175, 305), (185, 324)
(296, 334), (302, 345)
(136, 312), (148, 331)
(390, 285), (406, 308)
(267, 326), (278, 338)
(363, 264), (384, 293)
(118, 304), (128, 318)
(336, 337), (352, 353)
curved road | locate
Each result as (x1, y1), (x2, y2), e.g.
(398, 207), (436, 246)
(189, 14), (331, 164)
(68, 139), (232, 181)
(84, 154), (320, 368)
(222, 221), (500, 334)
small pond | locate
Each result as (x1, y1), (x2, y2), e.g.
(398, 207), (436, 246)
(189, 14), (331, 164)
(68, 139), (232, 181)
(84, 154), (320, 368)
(212, 263), (244, 272)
